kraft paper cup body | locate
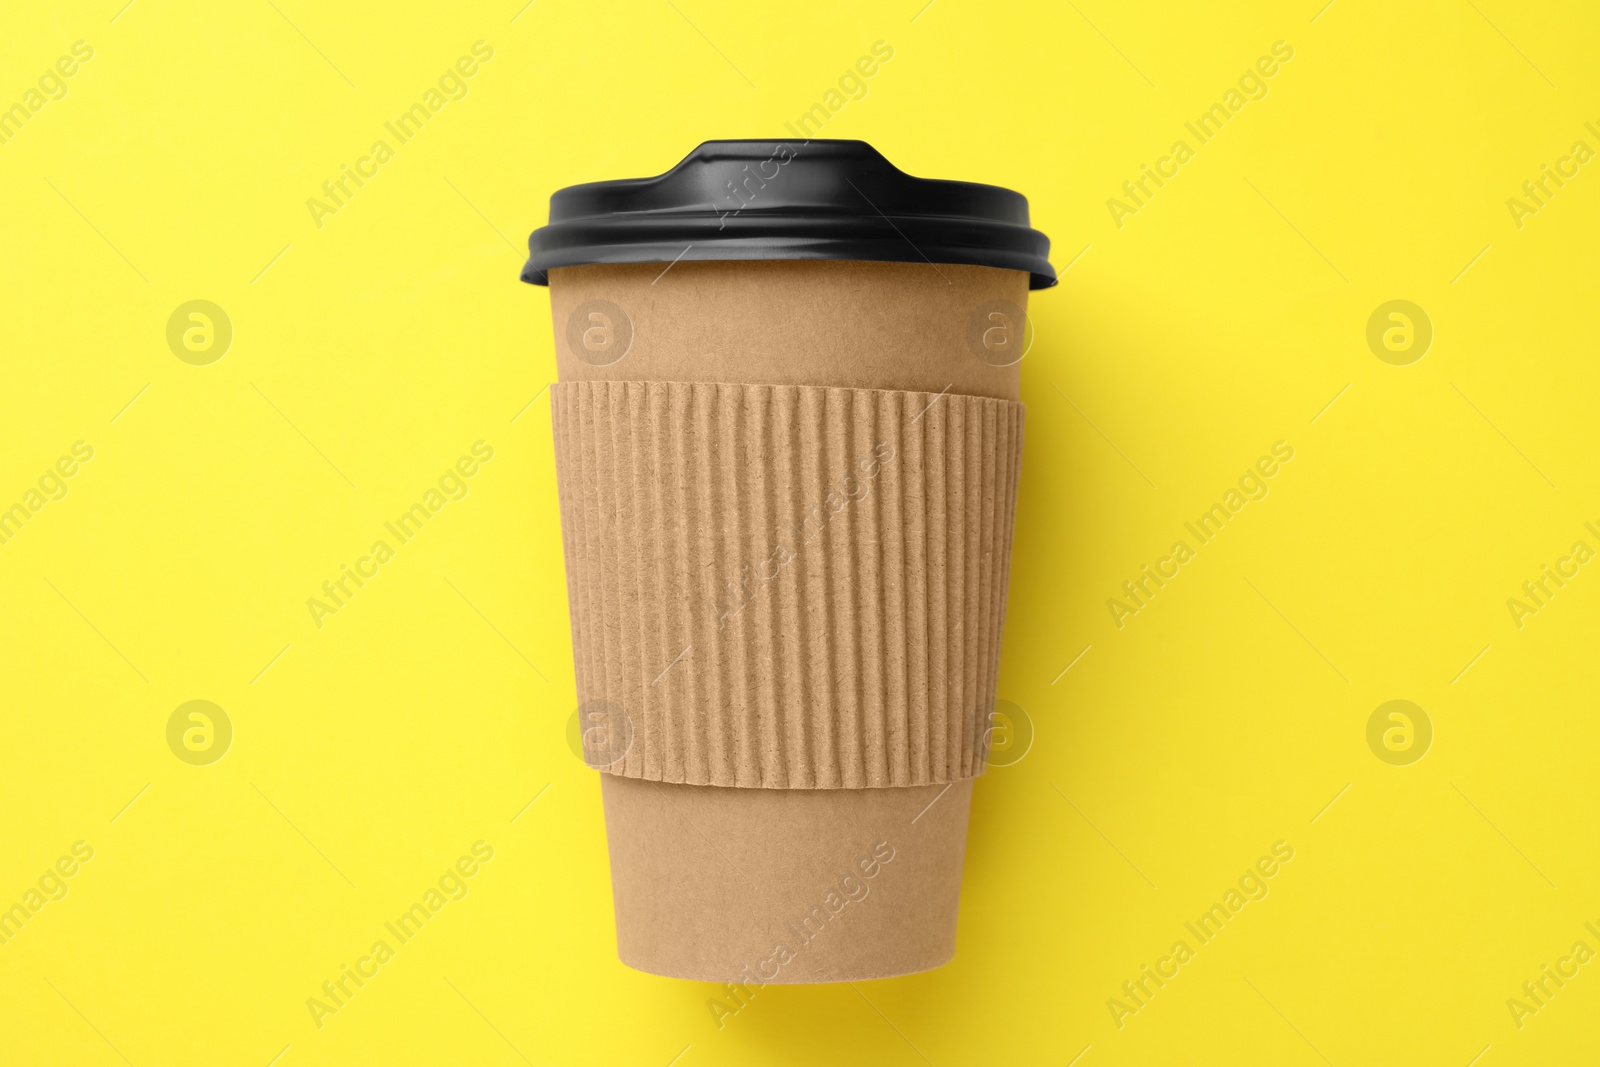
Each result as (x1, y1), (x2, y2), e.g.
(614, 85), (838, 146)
(547, 259), (1028, 982)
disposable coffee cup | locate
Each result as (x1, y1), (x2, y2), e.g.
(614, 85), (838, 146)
(524, 141), (1055, 983)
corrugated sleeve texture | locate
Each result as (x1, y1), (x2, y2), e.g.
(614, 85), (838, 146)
(552, 380), (1024, 789)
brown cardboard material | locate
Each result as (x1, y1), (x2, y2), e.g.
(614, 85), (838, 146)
(602, 775), (974, 983)
(547, 259), (1028, 981)
(549, 260), (1024, 402)
(553, 379), (1023, 788)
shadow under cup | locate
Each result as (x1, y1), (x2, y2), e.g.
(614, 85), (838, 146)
(548, 259), (1027, 981)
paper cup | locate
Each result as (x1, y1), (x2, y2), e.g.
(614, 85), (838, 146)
(527, 142), (1055, 982)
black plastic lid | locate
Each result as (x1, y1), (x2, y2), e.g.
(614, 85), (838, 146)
(522, 140), (1056, 289)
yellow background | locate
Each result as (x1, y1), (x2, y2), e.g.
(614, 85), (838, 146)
(2, 0), (1598, 1063)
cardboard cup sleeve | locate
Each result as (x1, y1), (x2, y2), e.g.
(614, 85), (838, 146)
(551, 379), (1023, 981)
